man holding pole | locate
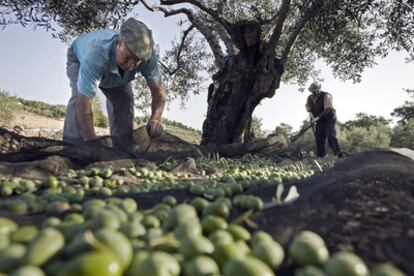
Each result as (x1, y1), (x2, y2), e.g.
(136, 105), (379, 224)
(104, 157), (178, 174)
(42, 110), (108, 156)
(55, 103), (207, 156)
(305, 82), (344, 158)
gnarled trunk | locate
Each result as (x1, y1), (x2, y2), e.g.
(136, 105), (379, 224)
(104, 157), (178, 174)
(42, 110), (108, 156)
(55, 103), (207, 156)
(201, 53), (284, 145)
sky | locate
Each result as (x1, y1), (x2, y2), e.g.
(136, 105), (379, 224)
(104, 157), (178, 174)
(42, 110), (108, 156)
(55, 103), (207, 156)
(0, 5), (413, 132)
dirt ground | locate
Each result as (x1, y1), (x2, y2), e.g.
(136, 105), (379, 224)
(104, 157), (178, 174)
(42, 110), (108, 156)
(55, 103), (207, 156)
(10, 111), (65, 130)
(7, 111), (109, 137)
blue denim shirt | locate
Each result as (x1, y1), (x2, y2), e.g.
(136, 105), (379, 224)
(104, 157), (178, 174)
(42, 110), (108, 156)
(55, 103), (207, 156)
(71, 29), (160, 98)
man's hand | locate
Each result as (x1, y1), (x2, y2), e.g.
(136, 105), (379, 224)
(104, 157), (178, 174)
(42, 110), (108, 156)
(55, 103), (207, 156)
(146, 119), (163, 138)
(311, 116), (320, 124)
(147, 81), (166, 138)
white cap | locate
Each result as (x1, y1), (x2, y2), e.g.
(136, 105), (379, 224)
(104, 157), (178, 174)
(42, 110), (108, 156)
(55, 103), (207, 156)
(308, 82), (321, 92)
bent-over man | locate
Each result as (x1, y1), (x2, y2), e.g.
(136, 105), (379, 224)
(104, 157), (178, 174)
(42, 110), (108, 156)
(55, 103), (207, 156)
(63, 18), (166, 151)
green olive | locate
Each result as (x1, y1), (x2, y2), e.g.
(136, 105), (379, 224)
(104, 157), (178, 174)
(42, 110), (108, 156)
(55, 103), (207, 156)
(120, 222), (146, 239)
(99, 168), (113, 179)
(5, 200), (28, 215)
(324, 252), (368, 276)
(91, 210), (121, 230)
(174, 222), (202, 241)
(95, 228), (133, 269)
(370, 263), (405, 276)
(0, 243), (27, 272)
(252, 239), (285, 269)
(212, 242), (247, 268)
(0, 217), (17, 235)
(118, 198), (138, 214)
(9, 265), (45, 276)
(23, 228), (64, 266)
(163, 204), (198, 231)
(294, 265), (325, 276)
(126, 251), (180, 276)
(228, 224), (251, 241)
(288, 231), (329, 266)
(142, 215), (161, 229)
(189, 184), (205, 196)
(203, 201), (230, 219)
(190, 197), (210, 214)
(180, 235), (214, 258)
(61, 251), (122, 276)
(251, 231), (273, 245)
(209, 230), (234, 246)
(45, 176), (58, 189)
(10, 226), (38, 244)
(184, 255), (220, 276)
(222, 256), (274, 276)
(162, 196), (177, 206)
(201, 215), (228, 235)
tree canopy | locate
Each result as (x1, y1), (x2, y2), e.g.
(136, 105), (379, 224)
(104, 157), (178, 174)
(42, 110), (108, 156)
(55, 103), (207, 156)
(2, 0), (413, 92)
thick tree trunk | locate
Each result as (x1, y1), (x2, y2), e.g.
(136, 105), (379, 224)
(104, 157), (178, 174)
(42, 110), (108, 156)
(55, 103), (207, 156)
(201, 52), (283, 145)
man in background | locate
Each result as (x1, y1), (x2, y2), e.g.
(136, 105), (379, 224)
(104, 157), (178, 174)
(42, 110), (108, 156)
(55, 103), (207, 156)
(305, 82), (344, 158)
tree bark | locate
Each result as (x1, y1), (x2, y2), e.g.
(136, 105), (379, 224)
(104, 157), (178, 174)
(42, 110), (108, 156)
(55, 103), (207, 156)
(201, 51), (284, 146)
(200, 18), (285, 146)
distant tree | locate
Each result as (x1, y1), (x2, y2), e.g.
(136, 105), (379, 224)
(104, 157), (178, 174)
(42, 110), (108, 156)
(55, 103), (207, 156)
(274, 123), (293, 137)
(2, 0), (414, 145)
(342, 113), (391, 130)
(92, 98), (109, 128)
(18, 98), (66, 119)
(391, 89), (414, 124)
(0, 89), (18, 126)
(291, 119), (315, 154)
(338, 124), (391, 154)
(244, 116), (265, 142)
(390, 119), (414, 149)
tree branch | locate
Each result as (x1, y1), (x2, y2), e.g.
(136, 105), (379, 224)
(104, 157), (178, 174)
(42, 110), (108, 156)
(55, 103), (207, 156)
(159, 25), (195, 75)
(159, 0), (232, 33)
(203, 14), (237, 55)
(141, 0), (225, 67)
(265, 0), (291, 57)
(281, 5), (319, 63)
(399, 37), (414, 61)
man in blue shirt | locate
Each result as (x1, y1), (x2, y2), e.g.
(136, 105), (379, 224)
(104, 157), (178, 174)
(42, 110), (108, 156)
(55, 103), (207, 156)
(63, 18), (166, 151)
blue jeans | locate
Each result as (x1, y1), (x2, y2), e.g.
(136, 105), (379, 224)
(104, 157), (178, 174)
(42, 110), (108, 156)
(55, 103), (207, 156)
(63, 47), (134, 142)
(314, 118), (342, 157)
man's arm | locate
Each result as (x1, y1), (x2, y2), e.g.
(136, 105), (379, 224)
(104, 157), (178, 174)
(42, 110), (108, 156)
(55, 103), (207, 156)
(147, 81), (166, 137)
(75, 93), (97, 141)
(305, 95), (313, 112)
(318, 94), (335, 119)
(317, 108), (334, 119)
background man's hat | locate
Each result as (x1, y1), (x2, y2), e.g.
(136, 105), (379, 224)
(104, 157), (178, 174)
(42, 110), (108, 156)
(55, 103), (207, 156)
(120, 18), (154, 61)
(308, 81), (322, 92)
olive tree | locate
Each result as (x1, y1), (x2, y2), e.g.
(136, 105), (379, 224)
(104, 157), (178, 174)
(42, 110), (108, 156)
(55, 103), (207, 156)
(337, 124), (391, 154)
(391, 89), (414, 124)
(341, 112), (391, 130)
(0, 89), (18, 126)
(391, 119), (414, 149)
(2, 0), (413, 146)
